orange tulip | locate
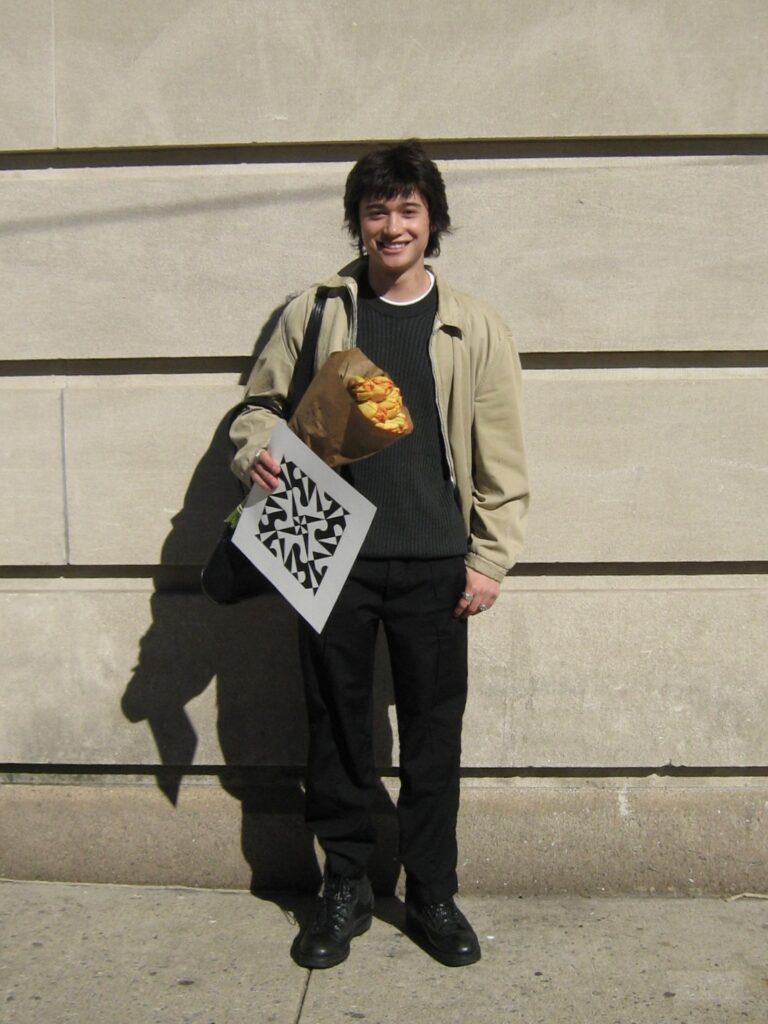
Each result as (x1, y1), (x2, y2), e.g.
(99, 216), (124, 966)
(348, 372), (405, 431)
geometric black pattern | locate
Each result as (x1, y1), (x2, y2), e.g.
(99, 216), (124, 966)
(257, 457), (350, 594)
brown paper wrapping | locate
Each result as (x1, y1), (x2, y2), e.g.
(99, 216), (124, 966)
(287, 347), (413, 467)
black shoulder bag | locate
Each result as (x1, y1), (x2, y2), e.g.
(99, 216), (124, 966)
(200, 287), (329, 604)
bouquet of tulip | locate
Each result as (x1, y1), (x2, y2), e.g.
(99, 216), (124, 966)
(287, 347), (412, 467)
(346, 373), (409, 435)
(221, 349), (412, 531)
(203, 348), (413, 606)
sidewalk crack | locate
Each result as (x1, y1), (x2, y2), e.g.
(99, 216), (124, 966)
(293, 968), (311, 1023)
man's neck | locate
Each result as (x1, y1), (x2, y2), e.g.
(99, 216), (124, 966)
(366, 262), (431, 303)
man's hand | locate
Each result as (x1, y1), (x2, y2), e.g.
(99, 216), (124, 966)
(453, 566), (501, 619)
(249, 448), (282, 492)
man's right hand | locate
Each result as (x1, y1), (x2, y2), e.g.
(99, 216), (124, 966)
(249, 448), (282, 492)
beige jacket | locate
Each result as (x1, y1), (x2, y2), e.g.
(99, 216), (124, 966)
(230, 259), (529, 582)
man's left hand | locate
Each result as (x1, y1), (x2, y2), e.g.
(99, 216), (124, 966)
(453, 567), (501, 619)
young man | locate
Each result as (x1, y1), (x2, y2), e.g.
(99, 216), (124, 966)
(230, 141), (528, 967)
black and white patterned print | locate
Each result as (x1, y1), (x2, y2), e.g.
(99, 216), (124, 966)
(257, 458), (349, 594)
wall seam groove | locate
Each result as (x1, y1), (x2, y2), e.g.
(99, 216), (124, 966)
(2, 766), (767, 780)
(1, 136), (768, 171)
(59, 389), (71, 564)
(1, 354), (767, 378)
(50, 0), (58, 148)
(0, 562), (766, 580)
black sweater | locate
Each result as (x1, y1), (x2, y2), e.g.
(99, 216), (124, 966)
(345, 279), (467, 559)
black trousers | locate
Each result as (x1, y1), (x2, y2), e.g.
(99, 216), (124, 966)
(297, 556), (468, 905)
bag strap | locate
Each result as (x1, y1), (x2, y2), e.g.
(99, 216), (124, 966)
(288, 285), (329, 416)
(228, 286), (329, 427)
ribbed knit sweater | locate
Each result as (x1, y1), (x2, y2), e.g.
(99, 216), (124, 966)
(345, 277), (468, 559)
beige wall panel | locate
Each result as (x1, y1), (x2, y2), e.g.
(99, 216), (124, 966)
(0, 586), (308, 766)
(0, 388), (66, 564)
(0, 165), (344, 362)
(468, 577), (767, 767)
(53, 0), (768, 148)
(1, 577), (765, 768)
(442, 157), (768, 353)
(0, 1), (55, 151)
(524, 371), (768, 562)
(63, 381), (243, 565)
(60, 373), (768, 566)
(2, 158), (766, 361)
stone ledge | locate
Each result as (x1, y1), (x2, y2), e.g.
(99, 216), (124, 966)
(1, 778), (765, 895)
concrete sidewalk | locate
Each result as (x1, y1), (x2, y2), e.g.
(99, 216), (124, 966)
(1, 880), (766, 1023)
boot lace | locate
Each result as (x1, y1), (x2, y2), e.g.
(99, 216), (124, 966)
(314, 876), (356, 935)
(426, 900), (462, 930)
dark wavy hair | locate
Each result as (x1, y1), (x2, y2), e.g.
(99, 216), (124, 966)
(343, 140), (451, 258)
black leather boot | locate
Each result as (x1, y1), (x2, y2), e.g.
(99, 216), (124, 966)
(292, 872), (374, 969)
(405, 897), (481, 966)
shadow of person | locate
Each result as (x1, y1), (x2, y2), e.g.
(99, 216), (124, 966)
(120, 302), (401, 905)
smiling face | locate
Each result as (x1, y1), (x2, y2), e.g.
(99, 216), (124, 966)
(358, 190), (432, 293)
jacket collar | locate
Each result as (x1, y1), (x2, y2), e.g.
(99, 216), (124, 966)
(330, 257), (465, 335)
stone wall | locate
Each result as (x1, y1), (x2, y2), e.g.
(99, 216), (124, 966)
(1, 1), (766, 894)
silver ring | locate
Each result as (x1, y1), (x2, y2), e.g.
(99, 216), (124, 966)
(461, 591), (473, 601)
(478, 604), (489, 612)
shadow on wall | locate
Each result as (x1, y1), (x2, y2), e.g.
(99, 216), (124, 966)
(120, 303), (400, 896)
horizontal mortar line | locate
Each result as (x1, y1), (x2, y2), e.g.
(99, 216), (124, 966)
(0, 566), (202, 578)
(1, 135), (768, 170)
(0, 563), (767, 584)
(1, 352), (767, 378)
(2, 765), (767, 780)
(0, 764), (302, 780)
(0, 357), (250, 377)
(522, 351), (768, 370)
(511, 562), (768, 576)
(462, 766), (768, 778)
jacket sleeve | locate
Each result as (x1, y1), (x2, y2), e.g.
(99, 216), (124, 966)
(466, 322), (530, 581)
(229, 291), (312, 483)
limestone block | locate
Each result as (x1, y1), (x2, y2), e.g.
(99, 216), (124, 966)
(2, 158), (767, 358)
(1, 777), (767, 895)
(63, 381), (243, 565)
(465, 576), (768, 767)
(455, 777), (768, 896)
(440, 156), (768, 353)
(523, 371), (768, 562)
(0, 584), (308, 767)
(0, 577), (765, 768)
(0, 0), (55, 151)
(53, 1), (768, 147)
(0, 387), (66, 564)
(60, 373), (768, 565)
(0, 165), (344, 361)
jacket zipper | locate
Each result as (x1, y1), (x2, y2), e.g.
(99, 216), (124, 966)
(428, 316), (457, 487)
(343, 281), (358, 351)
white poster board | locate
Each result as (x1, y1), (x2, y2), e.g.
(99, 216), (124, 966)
(232, 420), (376, 633)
